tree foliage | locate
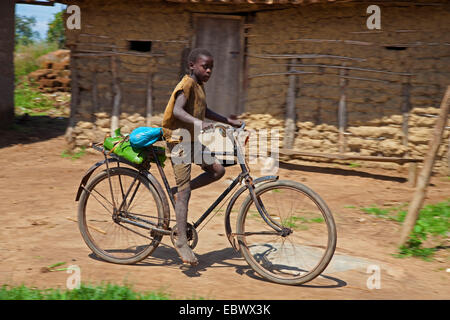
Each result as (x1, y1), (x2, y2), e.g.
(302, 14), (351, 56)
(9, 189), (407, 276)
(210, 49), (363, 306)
(15, 14), (40, 46)
(47, 10), (65, 48)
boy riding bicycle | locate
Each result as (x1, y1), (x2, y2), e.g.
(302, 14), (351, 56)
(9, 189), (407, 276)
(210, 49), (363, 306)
(162, 48), (242, 266)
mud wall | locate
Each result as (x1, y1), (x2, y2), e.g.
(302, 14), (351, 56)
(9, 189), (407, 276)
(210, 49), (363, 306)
(64, 0), (450, 173)
(244, 1), (450, 173)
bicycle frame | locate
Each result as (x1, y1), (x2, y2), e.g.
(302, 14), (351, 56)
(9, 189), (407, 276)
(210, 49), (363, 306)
(148, 129), (249, 230)
(77, 124), (281, 240)
(151, 126), (282, 231)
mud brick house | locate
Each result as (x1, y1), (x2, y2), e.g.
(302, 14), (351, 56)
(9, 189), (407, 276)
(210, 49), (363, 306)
(61, 0), (450, 173)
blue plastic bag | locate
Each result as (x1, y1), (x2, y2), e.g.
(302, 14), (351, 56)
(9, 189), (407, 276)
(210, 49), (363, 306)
(129, 127), (163, 148)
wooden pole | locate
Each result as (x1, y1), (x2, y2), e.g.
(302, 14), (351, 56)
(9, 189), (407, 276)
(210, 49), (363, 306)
(401, 80), (411, 148)
(91, 68), (98, 122)
(448, 135), (450, 176)
(338, 66), (348, 154)
(65, 44), (79, 146)
(398, 86), (450, 247)
(401, 79), (417, 187)
(110, 55), (121, 134)
(283, 58), (298, 149)
(146, 72), (153, 127)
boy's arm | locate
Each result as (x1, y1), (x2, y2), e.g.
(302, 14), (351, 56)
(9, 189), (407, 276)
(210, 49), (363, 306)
(205, 107), (242, 128)
(173, 92), (212, 130)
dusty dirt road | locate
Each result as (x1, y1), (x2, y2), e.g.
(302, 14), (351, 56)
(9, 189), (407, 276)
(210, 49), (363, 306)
(0, 118), (449, 299)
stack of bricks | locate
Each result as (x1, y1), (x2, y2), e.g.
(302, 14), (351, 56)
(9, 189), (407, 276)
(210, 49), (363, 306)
(69, 112), (164, 152)
(28, 49), (71, 93)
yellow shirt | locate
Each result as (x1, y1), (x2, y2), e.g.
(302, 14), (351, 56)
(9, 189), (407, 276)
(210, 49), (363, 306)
(162, 75), (207, 142)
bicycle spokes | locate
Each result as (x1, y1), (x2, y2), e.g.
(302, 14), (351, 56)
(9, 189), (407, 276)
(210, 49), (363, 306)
(237, 181), (336, 285)
(79, 167), (166, 264)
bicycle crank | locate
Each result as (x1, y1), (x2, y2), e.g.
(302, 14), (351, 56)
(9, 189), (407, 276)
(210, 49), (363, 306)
(170, 223), (199, 250)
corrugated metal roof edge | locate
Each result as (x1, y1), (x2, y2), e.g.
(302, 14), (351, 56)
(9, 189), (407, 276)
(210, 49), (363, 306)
(164, 0), (350, 4)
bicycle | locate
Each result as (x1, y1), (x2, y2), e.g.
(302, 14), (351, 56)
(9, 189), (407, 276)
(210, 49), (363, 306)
(75, 123), (337, 285)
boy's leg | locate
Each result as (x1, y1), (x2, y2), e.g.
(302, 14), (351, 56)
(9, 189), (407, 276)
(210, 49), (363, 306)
(190, 143), (225, 190)
(170, 158), (198, 266)
(174, 186), (198, 266)
(168, 142), (223, 266)
(190, 162), (225, 190)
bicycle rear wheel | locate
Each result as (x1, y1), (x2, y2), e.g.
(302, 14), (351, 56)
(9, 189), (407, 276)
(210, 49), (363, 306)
(78, 167), (168, 264)
(236, 180), (336, 285)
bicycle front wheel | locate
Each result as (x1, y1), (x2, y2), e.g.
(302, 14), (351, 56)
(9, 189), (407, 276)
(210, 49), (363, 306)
(236, 180), (336, 285)
(78, 167), (168, 264)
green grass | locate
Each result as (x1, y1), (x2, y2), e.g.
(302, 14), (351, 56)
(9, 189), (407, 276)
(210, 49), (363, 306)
(282, 215), (325, 230)
(361, 200), (449, 260)
(13, 41), (64, 118)
(0, 283), (173, 300)
(360, 203), (408, 222)
(249, 208), (324, 230)
(282, 216), (305, 229)
(61, 147), (86, 160)
(14, 80), (56, 116)
(348, 162), (361, 168)
(14, 41), (58, 81)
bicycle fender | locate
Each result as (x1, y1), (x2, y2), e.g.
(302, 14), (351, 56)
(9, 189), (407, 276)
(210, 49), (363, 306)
(75, 158), (122, 201)
(224, 175), (278, 251)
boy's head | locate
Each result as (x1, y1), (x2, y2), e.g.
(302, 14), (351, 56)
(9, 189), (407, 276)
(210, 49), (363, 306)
(188, 48), (214, 84)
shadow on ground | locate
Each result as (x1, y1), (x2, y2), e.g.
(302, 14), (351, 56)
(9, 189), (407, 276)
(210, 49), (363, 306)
(88, 245), (347, 289)
(0, 115), (68, 148)
(280, 161), (408, 184)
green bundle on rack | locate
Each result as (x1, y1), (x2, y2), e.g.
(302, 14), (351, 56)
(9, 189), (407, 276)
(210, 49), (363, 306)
(103, 128), (166, 166)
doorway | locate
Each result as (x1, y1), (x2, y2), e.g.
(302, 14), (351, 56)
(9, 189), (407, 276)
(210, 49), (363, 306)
(194, 15), (244, 117)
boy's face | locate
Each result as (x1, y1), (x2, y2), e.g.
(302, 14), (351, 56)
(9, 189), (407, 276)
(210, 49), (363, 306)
(190, 55), (214, 84)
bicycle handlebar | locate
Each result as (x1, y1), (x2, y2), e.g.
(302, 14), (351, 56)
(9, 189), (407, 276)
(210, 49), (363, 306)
(200, 121), (246, 134)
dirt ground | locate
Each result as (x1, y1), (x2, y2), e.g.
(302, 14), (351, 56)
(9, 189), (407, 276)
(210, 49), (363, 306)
(0, 117), (449, 300)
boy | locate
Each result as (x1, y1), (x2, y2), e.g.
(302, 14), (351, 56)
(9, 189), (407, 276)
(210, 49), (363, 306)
(162, 48), (242, 266)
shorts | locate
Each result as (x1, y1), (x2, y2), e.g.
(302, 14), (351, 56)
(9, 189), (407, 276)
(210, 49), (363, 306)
(167, 141), (220, 192)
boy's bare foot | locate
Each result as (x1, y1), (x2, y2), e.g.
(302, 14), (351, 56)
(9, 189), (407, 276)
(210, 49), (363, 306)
(175, 241), (198, 266)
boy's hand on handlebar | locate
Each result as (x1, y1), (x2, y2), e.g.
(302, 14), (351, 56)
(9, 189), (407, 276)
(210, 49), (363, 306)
(198, 121), (214, 132)
(227, 117), (243, 128)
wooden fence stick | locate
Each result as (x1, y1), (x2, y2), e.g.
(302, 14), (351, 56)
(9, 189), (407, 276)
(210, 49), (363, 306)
(401, 79), (417, 187)
(398, 85), (450, 247)
(65, 44), (78, 145)
(146, 72), (153, 127)
(448, 135), (450, 175)
(110, 55), (121, 133)
(283, 58), (298, 149)
(91, 68), (98, 122)
(401, 81), (411, 149)
(338, 66), (348, 153)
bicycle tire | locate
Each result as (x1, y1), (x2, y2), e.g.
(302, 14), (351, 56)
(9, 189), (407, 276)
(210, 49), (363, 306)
(78, 167), (168, 264)
(236, 180), (337, 285)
